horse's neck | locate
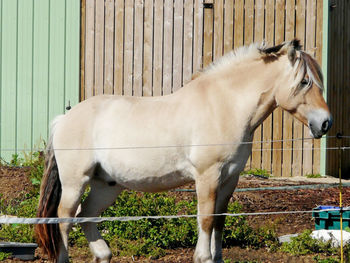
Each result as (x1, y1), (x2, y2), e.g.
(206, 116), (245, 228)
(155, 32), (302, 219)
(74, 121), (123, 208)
(222, 59), (282, 134)
(248, 88), (277, 132)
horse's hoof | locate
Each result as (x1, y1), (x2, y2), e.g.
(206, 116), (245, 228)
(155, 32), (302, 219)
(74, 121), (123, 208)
(92, 256), (111, 263)
(193, 253), (214, 263)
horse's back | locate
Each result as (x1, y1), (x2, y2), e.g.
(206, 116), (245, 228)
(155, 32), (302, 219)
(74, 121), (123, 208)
(51, 94), (197, 190)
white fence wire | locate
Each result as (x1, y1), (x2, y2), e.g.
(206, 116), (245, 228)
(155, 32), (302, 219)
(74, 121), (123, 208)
(0, 135), (348, 225)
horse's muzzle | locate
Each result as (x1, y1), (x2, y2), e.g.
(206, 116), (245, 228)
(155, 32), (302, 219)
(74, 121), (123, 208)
(308, 109), (333, 139)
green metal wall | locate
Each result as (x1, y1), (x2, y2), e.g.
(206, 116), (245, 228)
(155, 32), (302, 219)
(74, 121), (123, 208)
(0, 0), (80, 160)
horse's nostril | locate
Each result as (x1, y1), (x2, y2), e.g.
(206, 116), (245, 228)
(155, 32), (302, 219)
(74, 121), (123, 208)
(322, 120), (329, 132)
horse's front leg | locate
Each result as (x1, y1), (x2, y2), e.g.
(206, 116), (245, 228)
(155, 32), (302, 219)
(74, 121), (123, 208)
(193, 164), (221, 263)
(211, 174), (239, 262)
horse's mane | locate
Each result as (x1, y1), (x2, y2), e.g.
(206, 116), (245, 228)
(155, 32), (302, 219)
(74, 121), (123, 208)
(202, 43), (263, 74)
(198, 39), (323, 92)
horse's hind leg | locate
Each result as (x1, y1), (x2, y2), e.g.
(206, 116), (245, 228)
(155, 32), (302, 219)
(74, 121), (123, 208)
(57, 170), (90, 263)
(78, 178), (123, 263)
(211, 175), (239, 262)
(193, 164), (221, 263)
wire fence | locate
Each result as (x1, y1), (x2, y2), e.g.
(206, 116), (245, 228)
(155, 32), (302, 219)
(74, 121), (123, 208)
(0, 208), (346, 225)
(0, 135), (349, 225)
(0, 135), (349, 152)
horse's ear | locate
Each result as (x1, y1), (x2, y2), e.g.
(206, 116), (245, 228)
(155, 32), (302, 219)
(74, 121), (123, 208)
(259, 43), (285, 56)
(287, 39), (302, 65)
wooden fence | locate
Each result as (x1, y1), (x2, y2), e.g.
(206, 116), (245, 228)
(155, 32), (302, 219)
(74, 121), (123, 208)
(81, 0), (324, 177)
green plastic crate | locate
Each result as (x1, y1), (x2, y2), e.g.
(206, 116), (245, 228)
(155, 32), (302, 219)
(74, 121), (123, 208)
(312, 206), (350, 230)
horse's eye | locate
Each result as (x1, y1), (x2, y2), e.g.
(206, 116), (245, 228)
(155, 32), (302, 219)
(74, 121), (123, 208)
(301, 78), (309, 85)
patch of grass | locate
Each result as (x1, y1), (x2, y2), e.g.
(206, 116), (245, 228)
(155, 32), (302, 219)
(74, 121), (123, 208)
(0, 252), (12, 261)
(0, 195), (38, 243)
(305, 173), (323, 178)
(0, 151), (44, 243)
(98, 191), (198, 257)
(240, 168), (271, 178)
(313, 255), (340, 263)
(225, 261), (260, 263)
(281, 229), (341, 256)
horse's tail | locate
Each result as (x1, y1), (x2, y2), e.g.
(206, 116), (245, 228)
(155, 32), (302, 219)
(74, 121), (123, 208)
(35, 116), (63, 261)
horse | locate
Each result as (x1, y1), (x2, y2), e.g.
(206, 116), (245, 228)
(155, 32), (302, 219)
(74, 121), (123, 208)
(35, 39), (332, 263)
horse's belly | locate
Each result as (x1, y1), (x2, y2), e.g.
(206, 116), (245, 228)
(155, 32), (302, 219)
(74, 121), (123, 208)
(117, 170), (194, 192)
(99, 153), (195, 192)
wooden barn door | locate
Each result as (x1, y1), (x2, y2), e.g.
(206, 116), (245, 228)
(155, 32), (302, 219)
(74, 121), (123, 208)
(81, 0), (324, 177)
(326, 0), (350, 178)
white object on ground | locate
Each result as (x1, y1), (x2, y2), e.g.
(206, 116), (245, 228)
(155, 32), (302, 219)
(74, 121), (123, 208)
(311, 230), (350, 247)
(278, 234), (299, 243)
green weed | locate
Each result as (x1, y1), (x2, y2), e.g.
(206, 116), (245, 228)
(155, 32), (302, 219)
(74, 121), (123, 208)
(240, 169), (270, 178)
(0, 252), (12, 260)
(305, 173), (323, 178)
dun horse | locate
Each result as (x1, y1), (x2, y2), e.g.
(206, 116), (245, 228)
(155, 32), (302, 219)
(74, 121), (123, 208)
(36, 40), (332, 263)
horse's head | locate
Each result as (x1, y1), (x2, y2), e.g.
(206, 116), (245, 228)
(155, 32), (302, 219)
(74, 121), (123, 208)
(261, 39), (332, 139)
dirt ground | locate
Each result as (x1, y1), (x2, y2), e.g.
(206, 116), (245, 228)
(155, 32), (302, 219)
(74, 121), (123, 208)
(1, 165), (349, 262)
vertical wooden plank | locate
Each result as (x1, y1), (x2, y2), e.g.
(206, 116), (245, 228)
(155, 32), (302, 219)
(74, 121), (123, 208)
(254, 0), (264, 42)
(80, 0), (86, 100)
(172, 0), (183, 91)
(0, 0), (2, 153)
(343, 1), (350, 175)
(282, 0), (295, 176)
(1, 0), (18, 159)
(65, 0), (80, 107)
(294, 0), (306, 176)
(153, 0), (163, 96)
(48, 0), (65, 122)
(183, 0), (193, 84)
(104, 0), (114, 94)
(251, 0), (265, 170)
(114, 0), (124, 95)
(330, 0), (340, 176)
(335, 0), (344, 177)
(124, 0), (133, 96)
(143, 0), (153, 96)
(0, 0), (2, 154)
(213, 0), (223, 60)
(94, 0), (104, 95)
(32, 0), (50, 149)
(203, 1), (213, 68)
(17, 0), (33, 152)
(85, 0), (95, 99)
(242, 0), (254, 170)
(326, 0), (334, 175)
(303, 0), (317, 175)
(271, 0), (285, 177)
(134, 0), (143, 96)
(233, 0), (244, 49)
(332, 0), (339, 176)
(163, 0), (173, 95)
(244, 0), (254, 45)
(193, 0), (203, 74)
(243, 0), (254, 169)
(262, 0), (274, 173)
(313, 0), (323, 175)
(223, 0), (233, 54)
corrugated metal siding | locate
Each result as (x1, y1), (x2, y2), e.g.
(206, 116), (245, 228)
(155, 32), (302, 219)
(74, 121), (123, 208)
(0, 0), (80, 160)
